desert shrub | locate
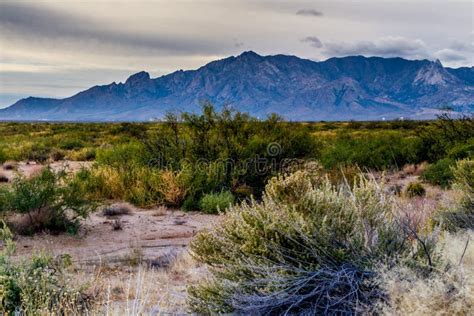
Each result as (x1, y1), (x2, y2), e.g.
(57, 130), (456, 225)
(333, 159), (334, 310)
(325, 164), (360, 186)
(49, 148), (66, 161)
(440, 159), (474, 229)
(96, 142), (151, 168)
(199, 190), (235, 214)
(156, 169), (190, 207)
(68, 147), (96, 161)
(102, 203), (133, 216)
(143, 105), (319, 197)
(188, 170), (436, 314)
(59, 138), (84, 150)
(110, 122), (147, 139)
(0, 148), (6, 164)
(20, 142), (52, 163)
(447, 138), (474, 160)
(0, 223), (90, 314)
(418, 114), (474, 162)
(0, 168), (98, 234)
(405, 182), (426, 198)
(321, 131), (420, 170)
(422, 158), (455, 188)
(75, 164), (163, 208)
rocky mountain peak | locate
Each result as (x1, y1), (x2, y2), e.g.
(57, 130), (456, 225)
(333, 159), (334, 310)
(125, 71), (151, 85)
(413, 60), (456, 86)
(237, 51), (262, 61)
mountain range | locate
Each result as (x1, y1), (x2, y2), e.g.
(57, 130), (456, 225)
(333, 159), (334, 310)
(1, 51), (473, 121)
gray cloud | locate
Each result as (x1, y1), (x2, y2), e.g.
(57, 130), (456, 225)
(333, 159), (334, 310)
(322, 37), (429, 60)
(0, 2), (225, 56)
(301, 36), (323, 48)
(296, 9), (323, 17)
(434, 49), (468, 63)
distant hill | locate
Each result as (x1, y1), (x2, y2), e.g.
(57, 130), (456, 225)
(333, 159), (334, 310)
(1, 51), (473, 121)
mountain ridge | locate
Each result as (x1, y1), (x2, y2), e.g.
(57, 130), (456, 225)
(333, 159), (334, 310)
(1, 51), (473, 121)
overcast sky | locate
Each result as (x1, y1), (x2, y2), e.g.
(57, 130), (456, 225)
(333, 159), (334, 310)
(0, 0), (472, 108)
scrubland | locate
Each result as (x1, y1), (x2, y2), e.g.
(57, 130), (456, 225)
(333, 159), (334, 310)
(0, 108), (472, 314)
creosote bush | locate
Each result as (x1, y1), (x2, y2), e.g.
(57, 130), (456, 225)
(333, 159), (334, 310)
(199, 190), (235, 214)
(188, 170), (437, 314)
(0, 168), (98, 234)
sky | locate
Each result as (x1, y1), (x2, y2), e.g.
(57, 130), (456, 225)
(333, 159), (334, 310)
(0, 0), (473, 108)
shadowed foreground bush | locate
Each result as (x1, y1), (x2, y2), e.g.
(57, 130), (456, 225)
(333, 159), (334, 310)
(188, 170), (436, 314)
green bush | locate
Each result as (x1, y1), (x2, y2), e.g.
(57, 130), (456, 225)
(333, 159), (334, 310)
(321, 131), (420, 170)
(59, 138), (84, 150)
(0, 222), (90, 314)
(441, 159), (474, 229)
(0, 148), (6, 164)
(422, 158), (455, 188)
(188, 170), (437, 314)
(405, 182), (426, 198)
(73, 164), (163, 208)
(23, 143), (52, 163)
(0, 168), (98, 234)
(68, 147), (96, 161)
(417, 114), (474, 162)
(199, 190), (235, 214)
(447, 139), (474, 160)
(96, 142), (150, 167)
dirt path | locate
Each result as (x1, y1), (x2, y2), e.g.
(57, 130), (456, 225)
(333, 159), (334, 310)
(13, 207), (217, 266)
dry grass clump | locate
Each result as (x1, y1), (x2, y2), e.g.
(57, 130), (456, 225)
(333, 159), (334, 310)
(102, 203), (134, 217)
(152, 205), (168, 217)
(111, 218), (123, 230)
(379, 230), (473, 315)
(402, 162), (428, 176)
(157, 170), (189, 207)
(92, 252), (203, 315)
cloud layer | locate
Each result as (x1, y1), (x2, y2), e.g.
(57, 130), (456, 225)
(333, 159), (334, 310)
(296, 9), (323, 17)
(0, 0), (472, 108)
(0, 2), (225, 56)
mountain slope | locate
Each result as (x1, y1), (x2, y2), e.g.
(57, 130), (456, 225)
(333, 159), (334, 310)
(1, 51), (473, 121)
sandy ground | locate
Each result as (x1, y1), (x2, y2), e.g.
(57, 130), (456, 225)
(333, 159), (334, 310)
(1, 160), (217, 268)
(12, 207), (217, 266)
(1, 160), (93, 180)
